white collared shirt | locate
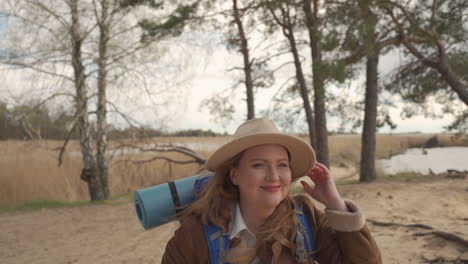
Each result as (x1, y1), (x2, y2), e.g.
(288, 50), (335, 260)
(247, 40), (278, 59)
(229, 203), (256, 248)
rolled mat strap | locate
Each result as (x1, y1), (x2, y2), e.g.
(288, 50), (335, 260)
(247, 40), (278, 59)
(168, 181), (182, 215)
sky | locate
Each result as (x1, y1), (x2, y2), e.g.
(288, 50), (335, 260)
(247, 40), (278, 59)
(0, 12), (6, 31)
(0, 12), (8, 55)
(165, 43), (453, 135)
(0, 9), (457, 135)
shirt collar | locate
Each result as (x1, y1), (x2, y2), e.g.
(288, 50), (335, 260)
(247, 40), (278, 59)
(229, 203), (252, 239)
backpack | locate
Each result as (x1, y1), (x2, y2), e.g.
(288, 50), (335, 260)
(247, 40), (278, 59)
(202, 204), (316, 264)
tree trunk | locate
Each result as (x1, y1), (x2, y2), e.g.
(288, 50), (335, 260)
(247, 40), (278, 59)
(435, 62), (468, 107)
(70, 0), (104, 200)
(283, 14), (317, 149)
(302, 0), (329, 167)
(233, 0), (255, 120)
(360, 41), (379, 182)
(96, 0), (110, 199)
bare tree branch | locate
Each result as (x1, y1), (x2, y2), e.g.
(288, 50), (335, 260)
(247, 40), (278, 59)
(5, 61), (74, 81)
(26, 0), (70, 28)
(57, 120), (78, 166)
(115, 143), (206, 165)
(106, 100), (146, 128)
(132, 156), (203, 165)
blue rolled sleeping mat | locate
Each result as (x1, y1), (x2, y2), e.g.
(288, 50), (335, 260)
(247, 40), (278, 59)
(134, 171), (214, 230)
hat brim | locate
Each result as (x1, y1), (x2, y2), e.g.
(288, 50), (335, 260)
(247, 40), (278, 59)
(205, 133), (316, 180)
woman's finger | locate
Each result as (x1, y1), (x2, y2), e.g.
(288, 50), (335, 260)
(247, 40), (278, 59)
(300, 181), (314, 195)
(308, 164), (327, 182)
(315, 162), (329, 174)
(301, 181), (321, 202)
(309, 164), (321, 174)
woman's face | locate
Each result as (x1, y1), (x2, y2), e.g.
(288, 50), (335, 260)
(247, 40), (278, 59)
(230, 144), (292, 210)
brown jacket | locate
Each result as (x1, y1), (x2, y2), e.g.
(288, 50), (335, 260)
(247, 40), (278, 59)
(161, 195), (382, 263)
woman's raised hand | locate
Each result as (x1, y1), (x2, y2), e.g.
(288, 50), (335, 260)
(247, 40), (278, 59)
(300, 162), (348, 212)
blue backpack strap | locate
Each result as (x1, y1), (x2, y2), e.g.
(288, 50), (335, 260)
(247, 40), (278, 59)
(202, 223), (230, 264)
(296, 204), (316, 262)
(189, 175), (212, 203)
(194, 175), (212, 194)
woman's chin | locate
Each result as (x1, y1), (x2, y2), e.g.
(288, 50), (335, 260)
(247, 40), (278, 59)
(260, 197), (283, 210)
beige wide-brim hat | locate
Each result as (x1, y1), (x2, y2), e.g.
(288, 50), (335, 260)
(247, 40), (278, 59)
(205, 118), (316, 180)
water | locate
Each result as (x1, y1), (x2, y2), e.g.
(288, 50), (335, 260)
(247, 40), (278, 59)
(377, 147), (468, 175)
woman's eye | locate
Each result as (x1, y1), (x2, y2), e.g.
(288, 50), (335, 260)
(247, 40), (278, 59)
(252, 163), (264, 168)
(279, 163), (289, 168)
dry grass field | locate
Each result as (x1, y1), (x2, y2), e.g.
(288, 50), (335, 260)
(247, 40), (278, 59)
(0, 133), (466, 207)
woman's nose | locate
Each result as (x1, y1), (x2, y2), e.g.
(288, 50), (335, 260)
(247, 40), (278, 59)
(266, 165), (280, 181)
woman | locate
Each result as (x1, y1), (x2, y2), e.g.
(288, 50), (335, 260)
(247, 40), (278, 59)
(162, 118), (381, 263)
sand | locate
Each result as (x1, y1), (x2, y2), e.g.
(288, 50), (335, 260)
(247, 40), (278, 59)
(1, 174), (467, 264)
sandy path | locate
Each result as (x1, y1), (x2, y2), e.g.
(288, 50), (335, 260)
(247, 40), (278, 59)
(339, 175), (468, 263)
(0, 201), (178, 264)
(1, 174), (467, 264)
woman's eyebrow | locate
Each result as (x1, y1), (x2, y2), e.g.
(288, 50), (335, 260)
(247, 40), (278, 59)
(248, 158), (267, 162)
(248, 158), (289, 162)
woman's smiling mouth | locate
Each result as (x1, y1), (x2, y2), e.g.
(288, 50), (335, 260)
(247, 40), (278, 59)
(260, 185), (281, 193)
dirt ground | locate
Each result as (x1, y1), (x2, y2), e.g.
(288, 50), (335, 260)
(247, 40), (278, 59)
(1, 173), (467, 264)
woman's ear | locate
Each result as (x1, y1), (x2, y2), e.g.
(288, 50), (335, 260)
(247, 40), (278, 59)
(229, 167), (238, 185)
